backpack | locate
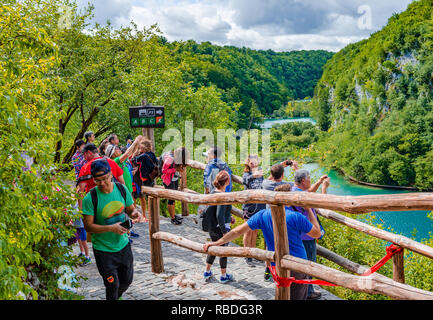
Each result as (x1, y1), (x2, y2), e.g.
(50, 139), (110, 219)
(143, 153), (160, 180)
(90, 182), (127, 216)
(201, 205), (218, 232)
(205, 161), (232, 193)
(158, 152), (173, 175)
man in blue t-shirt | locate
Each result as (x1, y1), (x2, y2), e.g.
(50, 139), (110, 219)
(203, 183), (322, 300)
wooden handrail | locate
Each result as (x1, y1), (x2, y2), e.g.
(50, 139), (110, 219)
(151, 231), (433, 300)
(280, 255), (433, 300)
(153, 231), (275, 262)
(317, 209), (433, 260)
(143, 186), (433, 258)
(141, 187), (433, 214)
(143, 161), (433, 300)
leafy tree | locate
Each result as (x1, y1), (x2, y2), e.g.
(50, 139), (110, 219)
(51, 11), (157, 165)
(0, 0), (78, 299)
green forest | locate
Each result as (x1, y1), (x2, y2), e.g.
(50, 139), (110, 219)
(168, 40), (333, 128)
(311, 0), (433, 190)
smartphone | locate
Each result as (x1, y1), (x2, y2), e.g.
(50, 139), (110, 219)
(120, 219), (133, 230)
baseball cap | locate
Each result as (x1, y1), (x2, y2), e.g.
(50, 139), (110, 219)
(90, 159), (112, 177)
(105, 144), (117, 158)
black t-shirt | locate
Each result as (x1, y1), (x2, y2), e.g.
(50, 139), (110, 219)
(242, 172), (266, 214)
(134, 151), (158, 181)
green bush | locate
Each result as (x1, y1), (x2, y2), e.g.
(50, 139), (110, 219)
(0, 1), (79, 299)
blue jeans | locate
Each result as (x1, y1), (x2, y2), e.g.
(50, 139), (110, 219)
(302, 240), (317, 296)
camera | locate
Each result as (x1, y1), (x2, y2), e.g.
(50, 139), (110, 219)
(120, 218), (133, 230)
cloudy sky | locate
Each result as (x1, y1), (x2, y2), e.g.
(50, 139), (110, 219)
(75, 0), (414, 52)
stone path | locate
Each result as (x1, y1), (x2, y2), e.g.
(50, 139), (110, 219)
(75, 214), (341, 300)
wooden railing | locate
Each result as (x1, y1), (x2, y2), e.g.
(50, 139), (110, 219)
(140, 160), (433, 300)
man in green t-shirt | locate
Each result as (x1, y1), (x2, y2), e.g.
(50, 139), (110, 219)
(82, 159), (143, 300)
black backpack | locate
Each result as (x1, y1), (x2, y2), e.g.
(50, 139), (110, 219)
(142, 153), (160, 181)
(201, 205), (218, 232)
(90, 182), (127, 216)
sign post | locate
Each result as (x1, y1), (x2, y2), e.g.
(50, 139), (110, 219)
(129, 99), (165, 152)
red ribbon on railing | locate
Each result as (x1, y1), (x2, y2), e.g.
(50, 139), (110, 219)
(361, 244), (403, 276)
(270, 244), (403, 288)
(269, 266), (337, 288)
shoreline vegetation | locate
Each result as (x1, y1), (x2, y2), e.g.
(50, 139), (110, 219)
(266, 117), (433, 192)
(339, 167), (432, 192)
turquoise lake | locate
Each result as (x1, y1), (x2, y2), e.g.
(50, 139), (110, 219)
(263, 118), (433, 242)
(284, 163), (432, 242)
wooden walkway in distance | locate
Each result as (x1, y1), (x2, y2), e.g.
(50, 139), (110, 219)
(75, 214), (341, 300)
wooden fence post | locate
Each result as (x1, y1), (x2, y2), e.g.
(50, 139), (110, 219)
(149, 196), (164, 273)
(180, 166), (189, 216)
(393, 246), (405, 284)
(142, 127), (155, 153)
(270, 205), (290, 300)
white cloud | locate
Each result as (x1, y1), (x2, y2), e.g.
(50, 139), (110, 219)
(75, 0), (415, 52)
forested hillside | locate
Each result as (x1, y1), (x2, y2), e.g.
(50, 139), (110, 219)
(167, 40), (333, 128)
(312, 0), (433, 190)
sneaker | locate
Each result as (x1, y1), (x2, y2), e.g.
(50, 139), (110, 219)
(171, 218), (182, 225)
(203, 270), (213, 280)
(78, 252), (85, 258)
(174, 215), (184, 221)
(81, 257), (91, 266)
(220, 274), (233, 284)
(253, 258), (264, 265)
(264, 267), (273, 282)
(130, 231), (140, 238)
(245, 258), (256, 267)
(307, 292), (322, 300)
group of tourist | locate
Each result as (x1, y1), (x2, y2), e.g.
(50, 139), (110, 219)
(201, 146), (330, 300)
(70, 131), (331, 300)
(70, 131), (162, 300)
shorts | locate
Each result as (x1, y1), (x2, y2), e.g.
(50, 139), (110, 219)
(132, 190), (146, 199)
(132, 178), (154, 199)
(141, 179), (155, 188)
(67, 235), (77, 246)
(76, 227), (87, 241)
(163, 180), (179, 205)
